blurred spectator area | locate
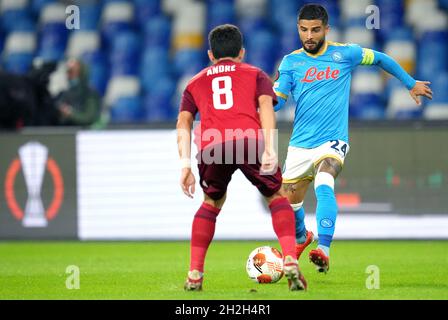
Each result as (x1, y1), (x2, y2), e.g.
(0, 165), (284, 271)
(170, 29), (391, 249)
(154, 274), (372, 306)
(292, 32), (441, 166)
(1, 0), (447, 123)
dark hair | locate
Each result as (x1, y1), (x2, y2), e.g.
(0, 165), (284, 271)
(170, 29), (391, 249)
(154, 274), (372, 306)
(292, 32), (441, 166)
(298, 4), (329, 25)
(208, 24), (243, 59)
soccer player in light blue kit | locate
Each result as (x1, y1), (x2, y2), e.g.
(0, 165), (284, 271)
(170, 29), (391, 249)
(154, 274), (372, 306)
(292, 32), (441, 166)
(274, 4), (433, 273)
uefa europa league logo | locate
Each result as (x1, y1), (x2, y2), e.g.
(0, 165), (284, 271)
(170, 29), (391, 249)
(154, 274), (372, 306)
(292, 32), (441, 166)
(18, 142), (50, 227)
(5, 141), (64, 228)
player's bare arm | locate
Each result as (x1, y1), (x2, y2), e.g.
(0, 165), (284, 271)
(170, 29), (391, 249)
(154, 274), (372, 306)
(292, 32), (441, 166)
(176, 111), (195, 198)
(258, 94), (278, 173)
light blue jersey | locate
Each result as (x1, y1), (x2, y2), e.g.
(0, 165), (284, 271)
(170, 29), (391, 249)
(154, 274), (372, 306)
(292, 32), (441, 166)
(274, 41), (416, 148)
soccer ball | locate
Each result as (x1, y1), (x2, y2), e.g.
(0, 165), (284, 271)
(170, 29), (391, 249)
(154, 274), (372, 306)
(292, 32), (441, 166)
(246, 246), (284, 283)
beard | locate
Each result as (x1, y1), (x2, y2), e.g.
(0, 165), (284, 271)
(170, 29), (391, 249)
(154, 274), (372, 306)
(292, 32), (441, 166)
(302, 38), (325, 54)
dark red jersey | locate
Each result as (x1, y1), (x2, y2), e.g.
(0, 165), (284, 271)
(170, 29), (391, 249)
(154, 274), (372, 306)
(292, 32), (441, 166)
(180, 59), (277, 150)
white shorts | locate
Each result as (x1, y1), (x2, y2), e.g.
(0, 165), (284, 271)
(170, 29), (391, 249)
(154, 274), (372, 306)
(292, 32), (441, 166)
(282, 140), (350, 184)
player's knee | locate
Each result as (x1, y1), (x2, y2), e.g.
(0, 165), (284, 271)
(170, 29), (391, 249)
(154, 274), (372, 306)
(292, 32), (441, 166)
(204, 192), (226, 209)
(282, 183), (305, 204)
(317, 158), (342, 177)
(264, 190), (287, 205)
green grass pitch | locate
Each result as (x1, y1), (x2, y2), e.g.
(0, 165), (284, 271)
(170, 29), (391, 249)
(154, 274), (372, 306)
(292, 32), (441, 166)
(0, 240), (447, 300)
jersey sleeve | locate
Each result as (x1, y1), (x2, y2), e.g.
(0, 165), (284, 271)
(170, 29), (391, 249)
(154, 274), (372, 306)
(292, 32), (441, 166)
(347, 43), (375, 68)
(273, 57), (293, 111)
(179, 86), (198, 116)
(256, 70), (278, 106)
(348, 44), (416, 90)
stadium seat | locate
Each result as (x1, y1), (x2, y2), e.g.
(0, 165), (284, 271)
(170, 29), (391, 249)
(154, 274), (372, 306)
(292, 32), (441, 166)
(172, 49), (207, 77)
(246, 29), (277, 74)
(374, 0), (405, 42)
(207, 0), (236, 33)
(134, 0), (160, 28)
(275, 99), (296, 122)
(140, 47), (172, 93)
(0, 32), (4, 53)
(3, 32), (36, 74)
(428, 72), (448, 104)
(8, 17), (35, 32)
(39, 2), (66, 25)
(350, 93), (385, 120)
(236, 0), (267, 18)
(144, 77), (177, 121)
(416, 31), (448, 82)
(393, 109), (423, 119)
(407, 0), (448, 34)
(175, 74), (191, 103)
(387, 88), (422, 119)
(4, 32), (36, 53)
(237, 16), (267, 38)
(78, 3), (102, 31)
(1, 0), (34, 32)
(82, 50), (110, 96)
(172, 0), (206, 50)
(110, 31), (142, 76)
(280, 29), (300, 55)
(3, 53), (34, 74)
(31, 0), (56, 15)
(317, 0), (340, 26)
(38, 4), (69, 61)
(101, 2), (135, 48)
(37, 23), (68, 61)
(1, 3), (33, 33)
(424, 103), (448, 119)
(344, 26), (376, 49)
(383, 26), (414, 42)
(1, 0), (28, 12)
(144, 15), (172, 49)
(440, 0), (448, 10)
(340, 0), (371, 22)
(352, 69), (383, 96)
(383, 39), (416, 75)
(66, 31), (101, 58)
(351, 104), (386, 120)
(270, 0), (298, 30)
(162, 0), (189, 15)
(327, 27), (342, 43)
(105, 76), (141, 108)
(110, 95), (144, 123)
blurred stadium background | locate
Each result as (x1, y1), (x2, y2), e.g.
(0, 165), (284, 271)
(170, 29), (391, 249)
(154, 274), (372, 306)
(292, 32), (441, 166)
(0, 0), (447, 123)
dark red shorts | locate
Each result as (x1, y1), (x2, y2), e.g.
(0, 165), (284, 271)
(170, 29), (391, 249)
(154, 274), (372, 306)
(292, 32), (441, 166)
(196, 139), (282, 200)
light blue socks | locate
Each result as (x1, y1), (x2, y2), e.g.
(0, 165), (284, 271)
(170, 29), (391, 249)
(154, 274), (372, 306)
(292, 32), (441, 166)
(314, 172), (337, 257)
(292, 203), (307, 243)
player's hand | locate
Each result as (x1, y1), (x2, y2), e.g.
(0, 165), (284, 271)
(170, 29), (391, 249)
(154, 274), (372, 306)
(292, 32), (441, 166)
(180, 168), (196, 198)
(261, 149), (278, 175)
(409, 81), (433, 106)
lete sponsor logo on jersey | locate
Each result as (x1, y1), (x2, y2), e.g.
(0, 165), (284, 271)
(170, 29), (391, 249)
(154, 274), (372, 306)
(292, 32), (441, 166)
(301, 66), (340, 83)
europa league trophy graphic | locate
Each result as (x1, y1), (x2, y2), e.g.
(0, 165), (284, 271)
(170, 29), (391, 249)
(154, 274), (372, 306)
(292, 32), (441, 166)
(19, 142), (49, 227)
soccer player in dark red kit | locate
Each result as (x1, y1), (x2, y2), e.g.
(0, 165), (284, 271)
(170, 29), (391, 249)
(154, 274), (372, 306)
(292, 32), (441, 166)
(176, 24), (307, 291)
